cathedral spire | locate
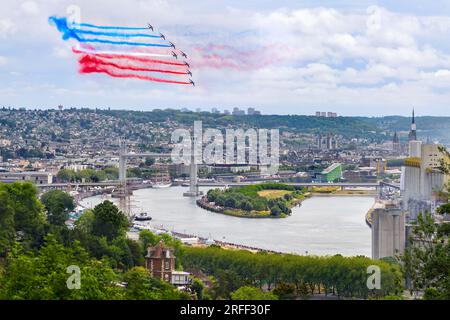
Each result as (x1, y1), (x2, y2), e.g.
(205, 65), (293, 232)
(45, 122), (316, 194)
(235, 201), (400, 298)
(408, 108), (417, 141)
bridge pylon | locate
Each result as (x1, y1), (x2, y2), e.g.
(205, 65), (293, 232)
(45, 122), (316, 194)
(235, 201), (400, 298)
(183, 147), (203, 197)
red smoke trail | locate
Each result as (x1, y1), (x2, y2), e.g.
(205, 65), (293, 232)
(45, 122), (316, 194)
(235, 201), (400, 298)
(79, 64), (191, 85)
(72, 48), (185, 67)
(79, 55), (189, 75)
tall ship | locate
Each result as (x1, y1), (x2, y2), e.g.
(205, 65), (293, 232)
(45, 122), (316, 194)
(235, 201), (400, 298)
(151, 164), (172, 188)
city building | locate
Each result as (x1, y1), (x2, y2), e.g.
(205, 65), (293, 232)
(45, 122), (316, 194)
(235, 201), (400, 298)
(0, 139), (11, 147)
(0, 171), (53, 184)
(315, 111), (337, 117)
(232, 107), (245, 116)
(402, 141), (449, 220)
(316, 133), (338, 150)
(246, 107), (261, 115)
(145, 242), (191, 286)
(319, 163), (342, 182)
(392, 131), (401, 154)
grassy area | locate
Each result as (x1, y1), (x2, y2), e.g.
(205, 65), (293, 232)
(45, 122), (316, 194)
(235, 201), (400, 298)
(222, 209), (278, 218)
(311, 186), (340, 193)
(257, 189), (293, 200)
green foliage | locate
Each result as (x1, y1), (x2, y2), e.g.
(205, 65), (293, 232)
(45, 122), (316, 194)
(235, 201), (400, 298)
(123, 267), (190, 300)
(231, 286), (278, 300)
(402, 212), (450, 300)
(0, 182), (47, 250)
(0, 186), (192, 300)
(190, 277), (206, 300)
(273, 282), (296, 299)
(91, 201), (129, 241)
(207, 183), (305, 215)
(182, 246), (403, 299)
(57, 167), (119, 183)
(139, 230), (161, 252)
(0, 187), (15, 257)
(0, 234), (123, 300)
(40, 190), (75, 226)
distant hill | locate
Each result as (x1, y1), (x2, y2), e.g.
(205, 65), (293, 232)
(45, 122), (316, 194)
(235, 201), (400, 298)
(1, 107), (448, 144)
(97, 109), (383, 140)
(360, 116), (450, 144)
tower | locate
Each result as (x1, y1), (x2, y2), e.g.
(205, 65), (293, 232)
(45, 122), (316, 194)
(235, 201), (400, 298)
(392, 131), (400, 153)
(408, 109), (417, 142)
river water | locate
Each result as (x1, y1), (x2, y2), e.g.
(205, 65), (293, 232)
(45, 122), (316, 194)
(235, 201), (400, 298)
(80, 186), (374, 257)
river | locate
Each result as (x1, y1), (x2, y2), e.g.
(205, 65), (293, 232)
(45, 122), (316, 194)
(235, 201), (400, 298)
(80, 186), (374, 257)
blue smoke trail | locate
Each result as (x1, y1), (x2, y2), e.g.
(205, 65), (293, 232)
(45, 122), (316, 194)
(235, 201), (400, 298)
(79, 38), (171, 47)
(49, 16), (169, 47)
(49, 16), (81, 41)
(75, 29), (160, 39)
(73, 22), (148, 31)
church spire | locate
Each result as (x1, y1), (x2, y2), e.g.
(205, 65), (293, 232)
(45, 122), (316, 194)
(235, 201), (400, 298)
(408, 108), (417, 141)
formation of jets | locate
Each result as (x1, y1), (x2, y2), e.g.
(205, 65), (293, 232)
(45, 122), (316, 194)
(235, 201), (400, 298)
(148, 22), (193, 86)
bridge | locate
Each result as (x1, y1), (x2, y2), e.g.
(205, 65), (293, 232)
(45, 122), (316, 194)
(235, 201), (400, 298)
(37, 180), (399, 191)
(118, 142), (201, 197)
(36, 141), (401, 198)
(198, 181), (383, 188)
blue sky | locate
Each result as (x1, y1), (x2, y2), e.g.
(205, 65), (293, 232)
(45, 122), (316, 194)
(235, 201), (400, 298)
(1, 0), (450, 116)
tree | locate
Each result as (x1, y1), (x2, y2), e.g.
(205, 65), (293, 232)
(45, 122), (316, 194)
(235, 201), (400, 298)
(139, 230), (161, 255)
(273, 282), (296, 299)
(123, 267), (190, 300)
(270, 205), (282, 217)
(145, 157), (155, 166)
(91, 201), (129, 241)
(240, 201), (253, 211)
(0, 234), (124, 300)
(4, 182), (47, 249)
(190, 277), (206, 300)
(231, 286), (278, 300)
(0, 186), (14, 256)
(402, 212), (450, 299)
(40, 190), (75, 226)
(57, 169), (76, 182)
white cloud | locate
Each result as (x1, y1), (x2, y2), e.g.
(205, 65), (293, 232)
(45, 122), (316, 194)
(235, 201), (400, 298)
(1, 1), (450, 115)
(52, 46), (71, 58)
(21, 1), (40, 15)
(0, 56), (7, 66)
(0, 19), (15, 37)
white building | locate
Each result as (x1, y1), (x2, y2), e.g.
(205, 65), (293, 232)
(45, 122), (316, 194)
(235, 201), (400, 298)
(0, 171), (54, 185)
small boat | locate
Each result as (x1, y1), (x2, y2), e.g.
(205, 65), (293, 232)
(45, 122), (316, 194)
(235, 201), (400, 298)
(152, 182), (172, 189)
(133, 212), (153, 221)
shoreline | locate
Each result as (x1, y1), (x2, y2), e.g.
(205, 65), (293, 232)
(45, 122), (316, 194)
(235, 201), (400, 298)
(81, 188), (374, 256)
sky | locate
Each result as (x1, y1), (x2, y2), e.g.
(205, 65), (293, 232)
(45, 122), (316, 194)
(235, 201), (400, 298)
(1, 1), (450, 116)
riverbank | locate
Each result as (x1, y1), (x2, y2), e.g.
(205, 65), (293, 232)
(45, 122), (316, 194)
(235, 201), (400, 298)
(80, 188), (373, 256)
